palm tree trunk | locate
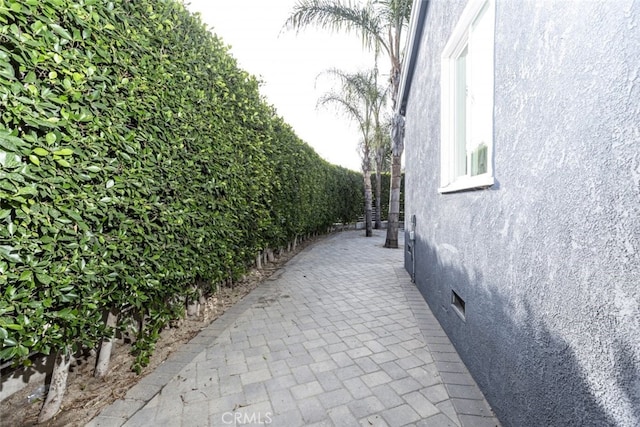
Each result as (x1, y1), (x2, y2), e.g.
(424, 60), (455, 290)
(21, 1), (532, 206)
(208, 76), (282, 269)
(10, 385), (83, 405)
(384, 152), (402, 248)
(363, 166), (373, 237)
(385, 113), (404, 248)
(374, 169), (382, 229)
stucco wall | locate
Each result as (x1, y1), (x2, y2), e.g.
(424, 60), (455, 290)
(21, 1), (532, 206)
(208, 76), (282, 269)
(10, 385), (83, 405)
(403, 1), (640, 426)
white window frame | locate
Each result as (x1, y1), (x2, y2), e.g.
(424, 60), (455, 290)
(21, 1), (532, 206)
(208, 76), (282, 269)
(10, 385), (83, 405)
(440, 0), (495, 193)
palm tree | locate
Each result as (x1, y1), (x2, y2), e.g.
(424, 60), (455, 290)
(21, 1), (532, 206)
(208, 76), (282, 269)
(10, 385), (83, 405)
(285, 0), (412, 248)
(317, 68), (387, 237)
(368, 74), (390, 230)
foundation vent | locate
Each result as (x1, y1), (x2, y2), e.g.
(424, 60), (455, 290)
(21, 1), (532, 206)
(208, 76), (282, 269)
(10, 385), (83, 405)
(451, 290), (466, 320)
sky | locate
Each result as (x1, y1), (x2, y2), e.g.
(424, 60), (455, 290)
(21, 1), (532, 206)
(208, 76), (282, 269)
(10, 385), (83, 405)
(183, 0), (377, 171)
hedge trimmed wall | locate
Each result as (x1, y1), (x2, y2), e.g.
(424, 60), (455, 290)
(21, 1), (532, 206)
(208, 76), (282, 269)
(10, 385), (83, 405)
(0, 0), (363, 370)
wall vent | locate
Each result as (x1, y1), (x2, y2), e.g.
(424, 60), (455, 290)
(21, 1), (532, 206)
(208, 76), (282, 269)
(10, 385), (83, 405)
(451, 290), (466, 320)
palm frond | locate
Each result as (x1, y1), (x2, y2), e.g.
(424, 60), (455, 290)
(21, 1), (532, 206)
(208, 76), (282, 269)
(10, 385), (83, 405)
(284, 0), (390, 55)
(374, 0), (412, 28)
(317, 92), (363, 121)
(319, 68), (387, 103)
(317, 67), (390, 165)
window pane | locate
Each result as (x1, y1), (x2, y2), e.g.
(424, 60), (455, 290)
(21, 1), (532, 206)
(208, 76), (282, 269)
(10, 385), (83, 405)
(455, 46), (468, 177)
(468, 2), (493, 153)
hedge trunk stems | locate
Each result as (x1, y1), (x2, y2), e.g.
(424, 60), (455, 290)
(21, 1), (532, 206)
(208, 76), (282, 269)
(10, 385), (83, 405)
(95, 308), (119, 378)
(187, 288), (201, 317)
(38, 347), (72, 423)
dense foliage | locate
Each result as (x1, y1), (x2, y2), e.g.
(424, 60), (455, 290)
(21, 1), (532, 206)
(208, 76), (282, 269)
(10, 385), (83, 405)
(0, 0), (363, 371)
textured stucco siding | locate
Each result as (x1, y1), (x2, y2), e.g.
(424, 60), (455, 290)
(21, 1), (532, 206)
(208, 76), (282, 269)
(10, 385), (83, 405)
(403, 1), (640, 426)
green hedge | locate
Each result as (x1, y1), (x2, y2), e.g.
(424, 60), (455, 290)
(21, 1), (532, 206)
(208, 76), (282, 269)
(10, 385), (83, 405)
(0, 0), (363, 370)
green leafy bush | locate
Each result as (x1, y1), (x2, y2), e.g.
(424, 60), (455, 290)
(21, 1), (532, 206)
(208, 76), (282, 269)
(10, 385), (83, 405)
(0, 0), (363, 371)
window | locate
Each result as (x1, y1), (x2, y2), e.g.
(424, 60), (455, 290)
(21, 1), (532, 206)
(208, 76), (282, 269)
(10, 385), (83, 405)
(440, 0), (495, 193)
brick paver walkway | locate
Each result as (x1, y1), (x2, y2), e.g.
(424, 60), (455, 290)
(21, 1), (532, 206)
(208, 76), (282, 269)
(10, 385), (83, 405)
(88, 230), (499, 427)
